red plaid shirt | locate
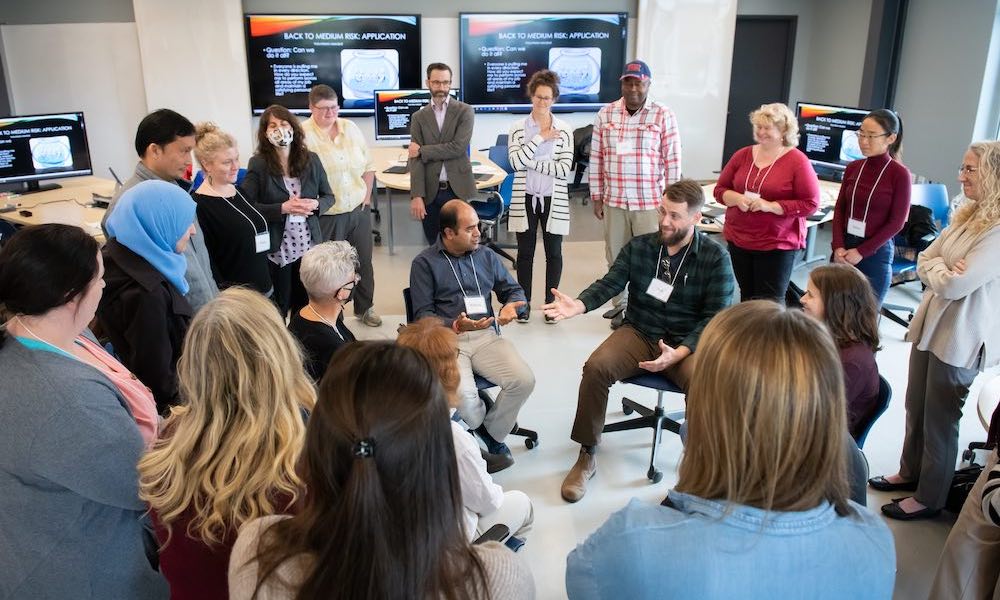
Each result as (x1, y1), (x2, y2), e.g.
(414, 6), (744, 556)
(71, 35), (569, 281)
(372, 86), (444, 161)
(589, 98), (682, 210)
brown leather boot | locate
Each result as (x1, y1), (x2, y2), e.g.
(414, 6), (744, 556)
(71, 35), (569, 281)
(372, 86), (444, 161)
(561, 448), (597, 503)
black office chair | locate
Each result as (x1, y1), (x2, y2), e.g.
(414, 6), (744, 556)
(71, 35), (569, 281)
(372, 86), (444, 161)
(569, 124), (593, 205)
(854, 375), (892, 450)
(401, 288), (539, 449)
(602, 373), (685, 483)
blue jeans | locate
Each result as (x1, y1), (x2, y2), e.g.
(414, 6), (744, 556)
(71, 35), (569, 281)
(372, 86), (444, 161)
(844, 234), (894, 305)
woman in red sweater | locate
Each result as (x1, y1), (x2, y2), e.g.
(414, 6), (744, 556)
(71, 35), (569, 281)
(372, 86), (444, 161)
(830, 109), (910, 305)
(138, 288), (316, 599)
(715, 102), (820, 302)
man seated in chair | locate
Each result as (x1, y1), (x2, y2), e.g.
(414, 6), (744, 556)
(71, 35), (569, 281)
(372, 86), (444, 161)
(410, 199), (535, 472)
(543, 179), (736, 502)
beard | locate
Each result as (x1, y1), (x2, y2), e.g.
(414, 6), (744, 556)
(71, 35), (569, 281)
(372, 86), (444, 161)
(660, 224), (691, 247)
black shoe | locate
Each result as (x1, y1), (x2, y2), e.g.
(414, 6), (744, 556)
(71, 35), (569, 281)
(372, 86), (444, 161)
(544, 313), (557, 324)
(516, 305), (530, 323)
(602, 305), (625, 319)
(881, 499), (940, 521)
(868, 475), (919, 492)
(610, 312), (625, 330)
(482, 448), (515, 474)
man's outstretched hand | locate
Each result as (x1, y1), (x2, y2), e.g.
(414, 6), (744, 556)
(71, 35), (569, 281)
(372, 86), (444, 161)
(542, 289), (586, 322)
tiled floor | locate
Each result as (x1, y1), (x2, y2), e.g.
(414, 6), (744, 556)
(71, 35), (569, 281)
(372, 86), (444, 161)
(349, 193), (999, 599)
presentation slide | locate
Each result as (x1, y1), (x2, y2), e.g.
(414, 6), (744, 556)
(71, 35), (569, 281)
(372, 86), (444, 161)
(0, 113), (92, 184)
(459, 13), (628, 113)
(374, 89), (460, 141)
(244, 14), (421, 115)
(797, 103), (869, 169)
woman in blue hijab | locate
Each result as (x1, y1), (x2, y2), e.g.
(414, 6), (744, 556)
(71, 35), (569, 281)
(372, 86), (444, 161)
(97, 180), (197, 412)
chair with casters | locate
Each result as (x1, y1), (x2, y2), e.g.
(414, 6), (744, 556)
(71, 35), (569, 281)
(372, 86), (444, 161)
(470, 173), (516, 265)
(602, 372), (685, 483)
(569, 124), (593, 205)
(881, 183), (950, 327)
(854, 375), (892, 450)
(402, 288), (539, 450)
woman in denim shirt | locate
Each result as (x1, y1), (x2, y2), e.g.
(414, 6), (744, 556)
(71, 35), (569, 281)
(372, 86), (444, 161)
(566, 301), (895, 600)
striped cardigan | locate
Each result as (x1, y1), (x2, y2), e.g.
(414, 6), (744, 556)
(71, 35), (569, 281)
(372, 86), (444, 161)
(506, 116), (574, 236)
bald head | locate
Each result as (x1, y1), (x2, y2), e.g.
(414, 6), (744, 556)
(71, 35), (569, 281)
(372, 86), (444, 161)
(439, 199), (480, 254)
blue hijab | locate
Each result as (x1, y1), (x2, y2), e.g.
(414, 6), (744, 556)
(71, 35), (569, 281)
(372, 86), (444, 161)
(106, 180), (196, 295)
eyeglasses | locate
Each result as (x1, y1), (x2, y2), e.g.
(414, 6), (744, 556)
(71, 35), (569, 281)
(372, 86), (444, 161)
(429, 80), (452, 86)
(313, 105), (339, 113)
(856, 131), (890, 141)
(532, 95), (554, 102)
(958, 165), (980, 175)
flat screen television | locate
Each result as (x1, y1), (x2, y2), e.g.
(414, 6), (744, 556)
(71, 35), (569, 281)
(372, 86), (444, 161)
(374, 89), (459, 142)
(796, 102), (870, 181)
(0, 112), (93, 193)
(244, 14), (422, 116)
(459, 13), (628, 113)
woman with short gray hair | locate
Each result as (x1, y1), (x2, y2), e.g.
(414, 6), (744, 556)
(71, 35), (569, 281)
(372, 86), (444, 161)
(288, 241), (359, 380)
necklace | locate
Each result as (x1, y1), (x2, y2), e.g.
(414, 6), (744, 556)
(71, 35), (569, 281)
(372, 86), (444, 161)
(306, 304), (345, 341)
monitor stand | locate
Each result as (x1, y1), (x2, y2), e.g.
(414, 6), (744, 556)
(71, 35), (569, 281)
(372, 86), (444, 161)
(22, 180), (62, 194)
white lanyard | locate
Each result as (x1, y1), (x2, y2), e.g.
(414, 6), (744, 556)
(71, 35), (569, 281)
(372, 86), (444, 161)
(850, 157), (893, 223)
(654, 241), (692, 286)
(743, 146), (785, 194)
(306, 304), (345, 341)
(442, 251), (484, 300)
(209, 184), (268, 235)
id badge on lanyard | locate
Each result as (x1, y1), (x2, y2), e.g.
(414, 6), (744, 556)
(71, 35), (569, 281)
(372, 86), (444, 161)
(847, 218), (866, 237)
(254, 232), (270, 253)
(464, 295), (488, 316)
(646, 278), (674, 303)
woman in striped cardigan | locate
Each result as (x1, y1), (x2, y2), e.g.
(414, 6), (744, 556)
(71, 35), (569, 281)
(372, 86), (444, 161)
(507, 69), (574, 324)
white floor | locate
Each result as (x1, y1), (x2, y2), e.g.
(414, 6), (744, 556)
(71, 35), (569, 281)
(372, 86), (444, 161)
(348, 195), (999, 600)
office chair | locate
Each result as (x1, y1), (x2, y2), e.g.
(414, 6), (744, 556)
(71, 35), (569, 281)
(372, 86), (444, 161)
(602, 373), (685, 483)
(470, 173), (516, 264)
(881, 183), (949, 327)
(854, 375), (892, 450)
(569, 124), (592, 205)
(402, 288), (540, 450)
(963, 374), (1000, 465)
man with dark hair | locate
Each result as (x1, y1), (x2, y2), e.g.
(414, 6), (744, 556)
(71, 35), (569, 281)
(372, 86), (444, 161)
(409, 200), (533, 472)
(543, 179), (736, 502)
(302, 84), (382, 327)
(408, 63), (477, 245)
(102, 109), (218, 310)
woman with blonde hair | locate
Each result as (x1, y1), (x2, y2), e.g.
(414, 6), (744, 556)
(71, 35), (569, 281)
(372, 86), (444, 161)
(397, 317), (533, 544)
(714, 103), (820, 302)
(871, 141), (1000, 522)
(139, 287), (315, 599)
(567, 301), (895, 599)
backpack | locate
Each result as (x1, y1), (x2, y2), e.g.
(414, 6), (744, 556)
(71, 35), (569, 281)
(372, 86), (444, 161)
(898, 204), (938, 248)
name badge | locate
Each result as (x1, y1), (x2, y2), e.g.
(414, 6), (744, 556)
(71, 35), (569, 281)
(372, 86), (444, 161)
(254, 232), (270, 253)
(464, 295), (488, 315)
(616, 140), (634, 154)
(744, 191), (761, 200)
(288, 215), (306, 224)
(847, 218), (866, 237)
(646, 278), (674, 303)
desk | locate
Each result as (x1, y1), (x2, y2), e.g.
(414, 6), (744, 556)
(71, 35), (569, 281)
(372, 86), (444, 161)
(371, 147), (507, 254)
(699, 180), (841, 266)
(0, 176), (113, 241)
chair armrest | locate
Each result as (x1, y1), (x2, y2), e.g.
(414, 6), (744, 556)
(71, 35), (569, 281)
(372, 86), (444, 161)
(473, 524), (510, 545)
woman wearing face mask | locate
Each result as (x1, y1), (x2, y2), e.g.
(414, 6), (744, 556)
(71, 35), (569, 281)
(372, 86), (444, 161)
(98, 180), (197, 413)
(830, 109), (910, 305)
(242, 105), (335, 318)
(191, 122), (272, 295)
(288, 241), (359, 381)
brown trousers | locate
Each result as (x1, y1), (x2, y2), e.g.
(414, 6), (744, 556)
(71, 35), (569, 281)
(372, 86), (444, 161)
(570, 325), (695, 447)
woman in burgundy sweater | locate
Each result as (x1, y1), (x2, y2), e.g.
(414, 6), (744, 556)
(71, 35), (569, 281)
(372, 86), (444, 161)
(715, 102), (820, 302)
(800, 264), (881, 441)
(831, 109), (910, 305)
(138, 288), (315, 599)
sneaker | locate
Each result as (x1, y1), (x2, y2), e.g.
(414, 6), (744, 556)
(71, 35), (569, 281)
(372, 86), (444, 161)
(544, 313), (557, 325)
(561, 448), (597, 503)
(516, 305), (530, 323)
(358, 308), (382, 327)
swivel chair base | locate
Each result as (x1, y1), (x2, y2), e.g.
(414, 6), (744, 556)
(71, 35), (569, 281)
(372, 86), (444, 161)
(602, 374), (684, 483)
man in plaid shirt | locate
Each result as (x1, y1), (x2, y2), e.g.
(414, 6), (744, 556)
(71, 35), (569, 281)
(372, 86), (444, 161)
(590, 59), (682, 329)
(543, 180), (735, 503)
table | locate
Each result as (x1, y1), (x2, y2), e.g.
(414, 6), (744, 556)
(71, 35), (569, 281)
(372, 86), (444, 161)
(699, 180), (841, 266)
(371, 147), (507, 255)
(0, 176), (114, 241)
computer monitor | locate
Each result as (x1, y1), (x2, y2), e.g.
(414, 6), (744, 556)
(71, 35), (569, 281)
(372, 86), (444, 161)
(373, 89), (458, 142)
(796, 102), (869, 181)
(0, 112), (93, 193)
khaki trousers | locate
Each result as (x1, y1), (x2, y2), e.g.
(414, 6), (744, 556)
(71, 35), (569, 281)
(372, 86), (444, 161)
(603, 206), (659, 308)
(456, 328), (535, 442)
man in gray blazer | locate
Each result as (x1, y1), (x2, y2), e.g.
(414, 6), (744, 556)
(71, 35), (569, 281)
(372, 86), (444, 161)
(408, 62), (478, 245)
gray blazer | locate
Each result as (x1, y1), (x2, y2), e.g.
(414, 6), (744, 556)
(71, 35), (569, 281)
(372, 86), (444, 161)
(408, 99), (477, 203)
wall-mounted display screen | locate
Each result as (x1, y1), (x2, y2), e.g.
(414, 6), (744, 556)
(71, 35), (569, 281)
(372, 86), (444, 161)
(0, 112), (93, 192)
(796, 102), (870, 180)
(244, 14), (421, 116)
(459, 13), (628, 113)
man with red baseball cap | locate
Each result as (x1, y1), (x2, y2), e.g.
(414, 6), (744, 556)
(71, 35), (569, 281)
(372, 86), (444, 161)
(589, 59), (682, 329)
